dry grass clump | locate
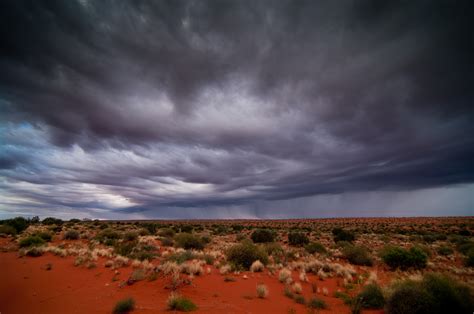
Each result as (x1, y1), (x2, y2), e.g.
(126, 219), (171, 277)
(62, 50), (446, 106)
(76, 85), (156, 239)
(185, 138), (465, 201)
(250, 260), (264, 272)
(180, 260), (204, 276)
(256, 284), (269, 298)
(219, 264), (232, 275)
(292, 282), (303, 294)
(167, 292), (197, 311)
(279, 268), (292, 283)
(161, 261), (180, 275)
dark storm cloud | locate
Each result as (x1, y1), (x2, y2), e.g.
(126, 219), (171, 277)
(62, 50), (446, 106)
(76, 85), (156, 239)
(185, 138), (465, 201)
(0, 0), (473, 218)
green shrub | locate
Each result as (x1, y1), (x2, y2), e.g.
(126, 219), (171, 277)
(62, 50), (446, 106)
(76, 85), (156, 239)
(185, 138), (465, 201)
(226, 241), (268, 270)
(124, 232), (138, 241)
(380, 246), (427, 270)
(343, 245), (373, 266)
(334, 291), (352, 305)
(288, 232), (309, 246)
(35, 231), (52, 242)
(294, 295), (306, 305)
(0, 224), (17, 236)
(332, 228), (355, 243)
(63, 230), (80, 240)
(158, 228), (175, 237)
(113, 297), (135, 314)
(42, 217), (63, 225)
(160, 237), (174, 247)
(263, 242), (284, 256)
(96, 228), (121, 243)
(2, 217), (30, 233)
(436, 246), (454, 256)
(386, 273), (473, 314)
(25, 247), (44, 257)
(19, 235), (45, 248)
(305, 242), (327, 254)
(308, 298), (327, 309)
(251, 229), (276, 243)
(166, 250), (196, 264)
(167, 294), (197, 312)
(355, 283), (384, 309)
(174, 233), (204, 250)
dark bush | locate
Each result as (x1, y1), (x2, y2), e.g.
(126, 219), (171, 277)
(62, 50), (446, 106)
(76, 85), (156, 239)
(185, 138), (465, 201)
(2, 217), (29, 233)
(42, 217), (63, 225)
(64, 230), (80, 240)
(166, 250), (196, 264)
(343, 245), (373, 266)
(251, 229), (276, 243)
(26, 247), (44, 257)
(436, 246), (454, 256)
(158, 228), (175, 237)
(466, 248), (474, 267)
(124, 232), (138, 241)
(174, 233), (204, 250)
(356, 283), (385, 309)
(19, 235), (45, 248)
(288, 232), (309, 246)
(226, 241), (268, 270)
(386, 273), (473, 314)
(35, 231), (53, 242)
(160, 237), (174, 247)
(96, 228), (121, 244)
(380, 246), (427, 270)
(113, 297), (135, 314)
(308, 298), (327, 309)
(0, 224), (17, 236)
(305, 242), (327, 254)
(167, 294), (197, 311)
(332, 228), (355, 243)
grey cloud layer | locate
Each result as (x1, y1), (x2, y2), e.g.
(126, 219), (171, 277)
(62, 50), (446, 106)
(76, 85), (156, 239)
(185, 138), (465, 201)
(0, 0), (473, 218)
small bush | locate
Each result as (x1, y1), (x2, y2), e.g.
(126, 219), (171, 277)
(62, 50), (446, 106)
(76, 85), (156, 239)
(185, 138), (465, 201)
(166, 250), (196, 264)
(386, 273), (473, 314)
(250, 260), (264, 272)
(35, 231), (53, 242)
(294, 295), (306, 305)
(436, 246), (454, 256)
(124, 232), (138, 241)
(332, 228), (355, 243)
(380, 246), (427, 270)
(19, 235), (45, 248)
(305, 242), (326, 254)
(343, 245), (373, 266)
(158, 228), (175, 237)
(174, 233), (204, 250)
(2, 217), (29, 233)
(0, 224), (17, 236)
(226, 241), (268, 270)
(64, 230), (80, 240)
(113, 298), (135, 314)
(26, 247), (44, 257)
(167, 293), (197, 312)
(160, 237), (174, 247)
(356, 283), (385, 309)
(308, 298), (327, 309)
(42, 217), (63, 225)
(251, 229), (276, 243)
(288, 232), (309, 246)
(256, 284), (269, 298)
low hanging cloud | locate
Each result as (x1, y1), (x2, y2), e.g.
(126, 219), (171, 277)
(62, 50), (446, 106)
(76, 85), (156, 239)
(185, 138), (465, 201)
(0, 0), (473, 219)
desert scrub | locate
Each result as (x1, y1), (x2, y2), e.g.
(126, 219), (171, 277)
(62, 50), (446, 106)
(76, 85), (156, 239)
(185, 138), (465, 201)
(226, 241), (268, 270)
(96, 228), (121, 244)
(63, 229), (80, 240)
(174, 233), (204, 250)
(342, 245), (373, 266)
(354, 283), (385, 309)
(167, 293), (197, 311)
(0, 224), (17, 236)
(166, 250), (196, 264)
(288, 232), (309, 246)
(113, 297), (135, 314)
(385, 273), (473, 314)
(334, 291), (352, 305)
(436, 245), (454, 256)
(19, 235), (46, 248)
(250, 260), (264, 272)
(294, 295), (306, 305)
(250, 229), (276, 243)
(279, 268), (292, 283)
(256, 284), (269, 298)
(332, 227), (355, 243)
(308, 298), (327, 309)
(305, 242), (327, 254)
(380, 246), (427, 270)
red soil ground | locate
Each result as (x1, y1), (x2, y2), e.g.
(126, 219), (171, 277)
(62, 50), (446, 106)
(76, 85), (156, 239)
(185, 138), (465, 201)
(0, 251), (382, 314)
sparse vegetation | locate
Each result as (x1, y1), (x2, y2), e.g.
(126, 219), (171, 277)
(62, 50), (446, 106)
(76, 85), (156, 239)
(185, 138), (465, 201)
(174, 233), (205, 250)
(226, 241), (268, 270)
(19, 235), (46, 248)
(251, 229), (276, 243)
(380, 246), (427, 270)
(288, 232), (309, 246)
(167, 293), (197, 312)
(256, 284), (269, 298)
(64, 229), (80, 240)
(305, 242), (326, 254)
(113, 298), (135, 314)
(342, 245), (373, 266)
(308, 298), (327, 309)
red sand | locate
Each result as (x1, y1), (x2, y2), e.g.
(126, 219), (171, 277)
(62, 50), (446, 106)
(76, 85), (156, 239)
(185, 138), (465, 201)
(0, 251), (383, 314)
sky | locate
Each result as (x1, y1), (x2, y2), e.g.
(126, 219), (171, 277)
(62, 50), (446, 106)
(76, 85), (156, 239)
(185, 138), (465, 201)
(0, 0), (473, 220)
